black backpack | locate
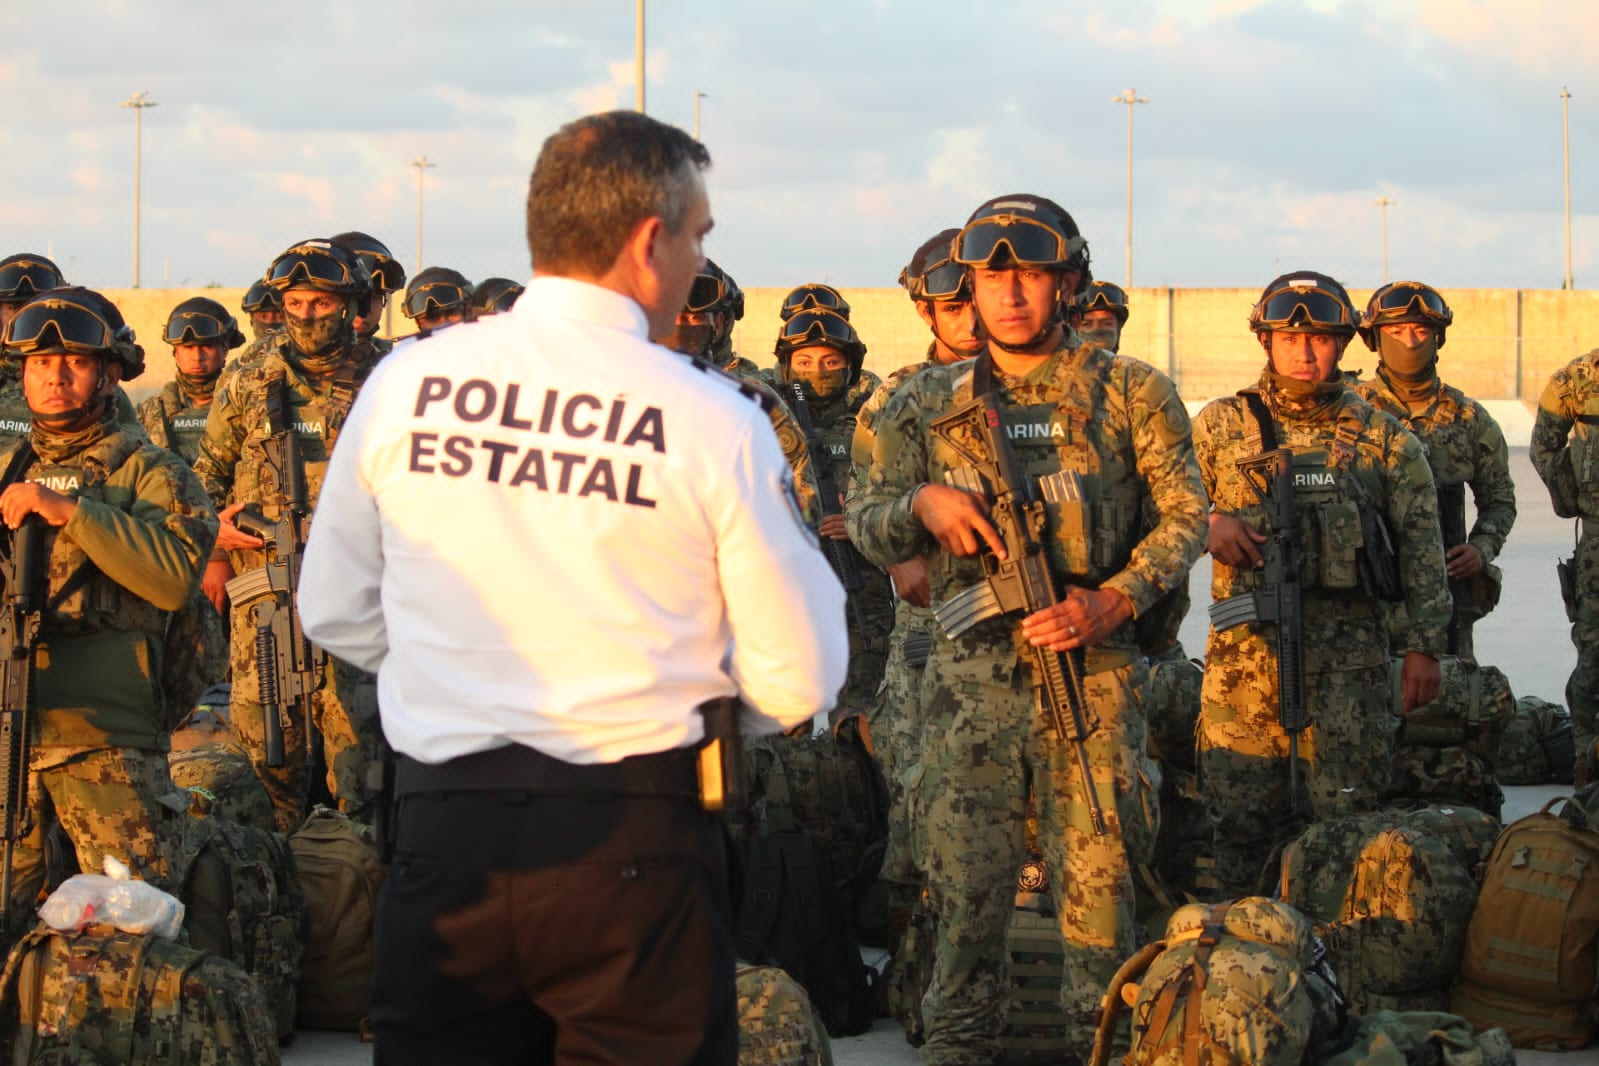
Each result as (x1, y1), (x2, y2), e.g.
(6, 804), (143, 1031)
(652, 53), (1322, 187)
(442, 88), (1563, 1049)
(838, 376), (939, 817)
(732, 716), (888, 1036)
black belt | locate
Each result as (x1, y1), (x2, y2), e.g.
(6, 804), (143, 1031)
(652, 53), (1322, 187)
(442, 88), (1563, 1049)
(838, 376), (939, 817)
(396, 742), (701, 800)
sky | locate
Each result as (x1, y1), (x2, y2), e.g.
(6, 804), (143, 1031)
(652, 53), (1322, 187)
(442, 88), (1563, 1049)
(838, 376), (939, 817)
(3, 0), (1595, 294)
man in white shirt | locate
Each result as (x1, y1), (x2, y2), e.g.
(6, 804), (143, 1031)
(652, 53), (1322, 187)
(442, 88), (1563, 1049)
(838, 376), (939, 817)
(299, 109), (848, 1066)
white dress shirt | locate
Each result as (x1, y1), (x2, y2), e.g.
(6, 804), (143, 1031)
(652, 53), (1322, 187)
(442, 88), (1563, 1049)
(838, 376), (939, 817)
(299, 275), (848, 765)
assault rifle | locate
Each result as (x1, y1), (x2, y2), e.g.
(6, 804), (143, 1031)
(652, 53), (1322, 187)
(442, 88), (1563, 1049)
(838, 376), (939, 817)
(785, 382), (867, 632)
(928, 393), (1107, 836)
(1436, 481), (1470, 652)
(224, 409), (325, 770)
(1208, 449), (1309, 812)
(0, 516), (47, 935)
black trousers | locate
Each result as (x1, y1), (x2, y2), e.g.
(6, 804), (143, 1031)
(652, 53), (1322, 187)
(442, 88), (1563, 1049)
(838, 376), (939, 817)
(371, 788), (737, 1065)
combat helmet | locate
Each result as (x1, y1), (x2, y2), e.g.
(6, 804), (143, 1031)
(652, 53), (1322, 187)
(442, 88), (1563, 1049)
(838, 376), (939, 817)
(331, 231), (406, 297)
(773, 307), (867, 390)
(241, 278), (281, 315)
(469, 277), (525, 317)
(1074, 281), (1131, 326)
(0, 254), (65, 306)
(1248, 271), (1359, 338)
(3, 287), (145, 380)
(952, 193), (1092, 295)
(165, 296), (246, 350)
(402, 267), (474, 322)
(899, 228), (969, 303)
(779, 283), (850, 322)
(1357, 281), (1453, 350)
(265, 239), (372, 303)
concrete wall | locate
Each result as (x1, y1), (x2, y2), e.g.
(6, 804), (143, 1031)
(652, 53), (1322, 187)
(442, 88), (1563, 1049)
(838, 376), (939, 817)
(98, 285), (1599, 407)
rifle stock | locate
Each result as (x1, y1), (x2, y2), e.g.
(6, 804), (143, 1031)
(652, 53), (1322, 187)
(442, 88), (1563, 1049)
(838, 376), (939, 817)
(1206, 448), (1309, 811)
(929, 393), (1107, 836)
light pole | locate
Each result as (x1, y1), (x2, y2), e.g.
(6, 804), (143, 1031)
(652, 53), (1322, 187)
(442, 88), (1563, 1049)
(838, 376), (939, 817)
(1374, 195), (1396, 283)
(410, 156), (435, 274)
(121, 91), (158, 288)
(694, 90), (708, 141)
(1112, 88), (1147, 290)
(635, 0), (646, 113)
(1563, 86), (1574, 289)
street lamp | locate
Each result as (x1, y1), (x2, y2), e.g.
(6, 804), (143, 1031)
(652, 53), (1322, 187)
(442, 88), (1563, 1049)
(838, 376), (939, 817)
(410, 156), (435, 274)
(694, 90), (708, 142)
(1374, 195), (1396, 283)
(635, 0), (646, 113)
(1111, 88), (1147, 291)
(1562, 86), (1574, 290)
(121, 91), (158, 288)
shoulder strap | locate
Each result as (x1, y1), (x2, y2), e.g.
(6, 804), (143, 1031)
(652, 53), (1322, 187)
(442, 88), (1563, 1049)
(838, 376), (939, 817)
(1240, 390), (1278, 453)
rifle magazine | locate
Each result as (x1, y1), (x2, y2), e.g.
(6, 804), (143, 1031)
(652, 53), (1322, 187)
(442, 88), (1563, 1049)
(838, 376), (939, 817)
(934, 581), (1004, 638)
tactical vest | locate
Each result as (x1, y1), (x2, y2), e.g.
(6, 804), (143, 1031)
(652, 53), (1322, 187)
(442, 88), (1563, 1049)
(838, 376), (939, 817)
(143, 383), (213, 467)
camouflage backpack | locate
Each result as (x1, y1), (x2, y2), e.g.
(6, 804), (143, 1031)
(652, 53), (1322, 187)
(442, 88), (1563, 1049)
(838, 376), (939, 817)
(0, 923), (279, 1065)
(1277, 807), (1485, 1015)
(1496, 695), (1575, 785)
(1385, 745), (1504, 819)
(1090, 897), (1344, 1066)
(175, 815), (306, 1043)
(1452, 795), (1599, 1050)
(735, 964), (835, 1066)
(168, 738), (278, 835)
(1391, 655), (1512, 758)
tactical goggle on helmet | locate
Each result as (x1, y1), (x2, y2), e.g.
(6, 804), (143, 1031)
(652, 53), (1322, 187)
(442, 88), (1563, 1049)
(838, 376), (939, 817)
(4, 288), (145, 379)
(1074, 281), (1130, 325)
(1248, 272), (1358, 338)
(469, 277), (524, 316)
(1358, 281), (1453, 350)
(241, 278), (281, 314)
(774, 308), (866, 374)
(779, 283), (850, 321)
(332, 231), (406, 296)
(899, 228), (969, 303)
(953, 195), (1090, 279)
(266, 240), (371, 300)
(686, 260), (744, 319)
(0, 254), (65, 304)
(165, 298), (246, 349)
(403, 271), (474, 321)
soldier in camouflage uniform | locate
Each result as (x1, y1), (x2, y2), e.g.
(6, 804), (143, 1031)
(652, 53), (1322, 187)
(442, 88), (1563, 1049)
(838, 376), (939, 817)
(1070, 280), (1130, 354)
(138, 298), (245, 466)
(0, 288), (217, 930)
(240, 278), (282, 343)
(850, 228), (982, 899)
(1194, 271), (1449, 899)
(664, 259), (822, 525)
(848, 194), (1207, 1063)
(193, 239), (384, 833)
(400, 266), (473, 341)
(1531, 343), (1599, 785)
(331, 230), (405, 360)
(775, 307), (892, 716)
(1352, 281), (1515, 660)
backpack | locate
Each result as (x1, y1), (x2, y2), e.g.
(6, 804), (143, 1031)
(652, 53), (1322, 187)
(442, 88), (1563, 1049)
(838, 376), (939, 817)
(1496, 696), (1575, 785)
(1384, 745), (1504, 819)
(168, 737), (279, 835)
(0, 923), (279, 1065)
(288, 806), (385, 1032)
(1090, 897), (1343, 1066)
(1391, 655), (1512, 758)
(175, 816), (306, 1043)
(1452, 795), (1599, 1049)
(735, 963), (835, 1066)
(1277, 808), (1482, 1014)
(1001, 906), (1073, 1066)
(1320, 1010), (1516, 1066)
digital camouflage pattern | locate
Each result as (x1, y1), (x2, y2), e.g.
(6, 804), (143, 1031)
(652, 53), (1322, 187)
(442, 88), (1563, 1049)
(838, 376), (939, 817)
(848, 350), (949, 889)
(1277, 808), (1481, 1015)
(847, 338), (1206, 1063)
(0, 923), (280, 1065)
(735, 963), (836, 1066)
(1385, 745), (1503, 817)
(1531, 348), (1599, 785)
(1320, 1010), (1515, 1066)
(690, 353), (820, 526)
(1116, 897), (1327, 1066)
(193, 334), (384, 833)
(1496, 695), (1575, 785)
(136, 380), (215, 467)
(1355, 370), (1516, 660)
(0, 381), (140, 447)
(168, 740), (278, 833)
(783, 368), (892, 715)
(1192, 373), (1451, 898)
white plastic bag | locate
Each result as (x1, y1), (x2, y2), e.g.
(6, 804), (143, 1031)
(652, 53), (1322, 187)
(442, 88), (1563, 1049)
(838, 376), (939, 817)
(36, 855), (185, 939)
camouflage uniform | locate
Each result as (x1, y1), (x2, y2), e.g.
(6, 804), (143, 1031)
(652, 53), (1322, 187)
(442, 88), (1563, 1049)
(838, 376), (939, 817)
(1354, 369), (1515, 659)
(1193, 372), (1451, 897)
(849, 350), (951, 888)
(848, 339), (1207, 1063)
(192, 333), (383, 833)
(0, 407), (218, 926)
(715, 355), (821, 526)
(1531, 348), (1599, 784)
(136, 379), (216, 467)
(0, 382), (139, 447)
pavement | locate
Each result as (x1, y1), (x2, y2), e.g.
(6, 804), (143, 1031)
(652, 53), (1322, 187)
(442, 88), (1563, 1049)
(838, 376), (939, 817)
(285, 449), (1588, 1064)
